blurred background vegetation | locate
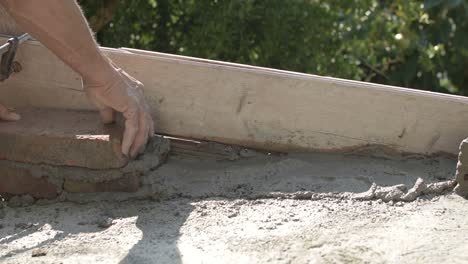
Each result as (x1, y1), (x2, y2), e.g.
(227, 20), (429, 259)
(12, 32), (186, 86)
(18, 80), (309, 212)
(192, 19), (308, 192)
(79, 0), (468, 95)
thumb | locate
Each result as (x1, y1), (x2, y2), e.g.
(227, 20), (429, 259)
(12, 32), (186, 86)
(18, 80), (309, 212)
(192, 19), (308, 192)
(0, 104), (20, 121)
(97, 107), (116, 124)
(85, 88), (116, 124)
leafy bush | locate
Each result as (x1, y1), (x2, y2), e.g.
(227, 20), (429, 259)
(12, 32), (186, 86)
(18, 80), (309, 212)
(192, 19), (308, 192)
(80, 0), (468, 95)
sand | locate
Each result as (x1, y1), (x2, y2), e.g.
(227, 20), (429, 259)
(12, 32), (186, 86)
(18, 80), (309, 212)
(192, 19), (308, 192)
(1, 148), (467, 263)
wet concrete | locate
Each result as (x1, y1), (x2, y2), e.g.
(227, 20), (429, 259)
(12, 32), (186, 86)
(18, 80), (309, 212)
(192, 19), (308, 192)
(9, 145), (454, 205)
(0, 147), (465, 263)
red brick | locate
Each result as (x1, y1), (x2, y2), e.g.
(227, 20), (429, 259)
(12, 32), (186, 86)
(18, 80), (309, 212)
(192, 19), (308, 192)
(63, 173), (140, 193)
(0, 108), (128, 169)
(0, 165), (58, 199)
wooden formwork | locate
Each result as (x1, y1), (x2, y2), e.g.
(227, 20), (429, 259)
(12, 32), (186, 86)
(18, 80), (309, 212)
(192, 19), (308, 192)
(1, 37), (468, 155)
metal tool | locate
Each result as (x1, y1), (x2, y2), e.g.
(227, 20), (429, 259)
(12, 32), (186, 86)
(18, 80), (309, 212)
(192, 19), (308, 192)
(0, 33), (30, 81)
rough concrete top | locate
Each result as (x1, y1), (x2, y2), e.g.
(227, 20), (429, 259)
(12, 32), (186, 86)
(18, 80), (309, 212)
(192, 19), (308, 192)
(0, 108), (128, 169)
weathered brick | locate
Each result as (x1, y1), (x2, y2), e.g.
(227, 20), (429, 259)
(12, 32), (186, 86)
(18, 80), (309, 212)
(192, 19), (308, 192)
(0, 165), (58, 199)
(0, 108), (128, 169)
(64, 173), (140, 193)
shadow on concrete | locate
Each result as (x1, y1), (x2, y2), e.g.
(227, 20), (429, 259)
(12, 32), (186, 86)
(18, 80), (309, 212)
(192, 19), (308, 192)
(0, 149), (459, 263)
(120, 150), (458, 263)
(0, 199), (193, 264)
(117, 200), (193, 264)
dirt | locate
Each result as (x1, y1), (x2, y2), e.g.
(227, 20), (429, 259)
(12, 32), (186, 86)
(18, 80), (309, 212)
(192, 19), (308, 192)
(1, 149), (467, 263)
(1, 195), (467, 264)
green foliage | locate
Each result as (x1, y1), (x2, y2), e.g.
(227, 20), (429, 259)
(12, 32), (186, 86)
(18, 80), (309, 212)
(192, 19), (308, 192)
(80, 0), (468, 95)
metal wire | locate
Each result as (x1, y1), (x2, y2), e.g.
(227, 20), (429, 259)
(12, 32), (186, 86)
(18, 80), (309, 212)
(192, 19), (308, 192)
(0, 33), (30, 56)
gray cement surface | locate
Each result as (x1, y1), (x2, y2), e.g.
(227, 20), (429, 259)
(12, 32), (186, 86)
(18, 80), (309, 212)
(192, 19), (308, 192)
(1, 150), (467, 263)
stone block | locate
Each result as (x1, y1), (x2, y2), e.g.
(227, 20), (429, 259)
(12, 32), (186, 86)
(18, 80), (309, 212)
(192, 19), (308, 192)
(0, 165), (58, 198)
(0, 108), (128, 169)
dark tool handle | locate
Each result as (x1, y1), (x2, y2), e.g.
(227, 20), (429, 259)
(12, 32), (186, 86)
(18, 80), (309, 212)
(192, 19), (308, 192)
(0, 33), (30, 81)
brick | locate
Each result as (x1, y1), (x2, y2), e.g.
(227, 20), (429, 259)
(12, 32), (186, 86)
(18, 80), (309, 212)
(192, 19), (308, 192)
(63, 173), (140, 193)
(0, 165), (58, 199)
(0, 108), (128, 169)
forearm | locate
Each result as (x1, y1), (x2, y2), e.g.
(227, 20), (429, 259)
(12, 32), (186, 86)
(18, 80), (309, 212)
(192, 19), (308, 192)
(0, 0), (154, 156)
(0, 4), (23, 35)
(0, 0), (116, 87)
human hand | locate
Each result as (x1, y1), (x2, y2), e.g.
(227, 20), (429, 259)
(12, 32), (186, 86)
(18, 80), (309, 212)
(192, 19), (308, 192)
(0, 103), (20, 121)
(84, 68), (154, 158)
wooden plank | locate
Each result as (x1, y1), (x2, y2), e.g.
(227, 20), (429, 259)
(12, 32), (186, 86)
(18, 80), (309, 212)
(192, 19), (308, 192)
(1, 37), (467, 155)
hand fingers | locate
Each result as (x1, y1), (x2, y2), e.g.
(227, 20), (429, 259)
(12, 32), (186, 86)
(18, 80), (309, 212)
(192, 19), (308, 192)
(98, 107), (116, 124)
(148, 115), (155, 137)
(137, 127), (149, 156)
(124, 76), (154, 150)
(137, 91), (154, 138)
(118, 68), (142, 87)
(141, 98), (154, 137)
(121, 104), (139, 157)
(130, 109), (150, 158)
(85, 67), (152, 157)
(0, 103), (20, 121)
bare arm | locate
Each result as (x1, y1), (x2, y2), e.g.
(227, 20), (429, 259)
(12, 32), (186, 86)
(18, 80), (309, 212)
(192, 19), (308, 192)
(0, 0), (154, 158)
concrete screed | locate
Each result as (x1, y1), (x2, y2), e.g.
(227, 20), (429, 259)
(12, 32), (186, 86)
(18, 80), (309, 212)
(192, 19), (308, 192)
(456, 138), (468, 196)
(1, 148), (467, 263)
(0, 109), (468, 263)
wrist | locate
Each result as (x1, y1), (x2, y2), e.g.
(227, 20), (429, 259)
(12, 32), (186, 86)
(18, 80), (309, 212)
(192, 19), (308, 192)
(81, 58), (121, 91)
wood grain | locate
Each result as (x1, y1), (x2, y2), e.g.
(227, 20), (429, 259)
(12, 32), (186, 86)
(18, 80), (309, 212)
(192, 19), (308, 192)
(1, 37), (467, 155)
